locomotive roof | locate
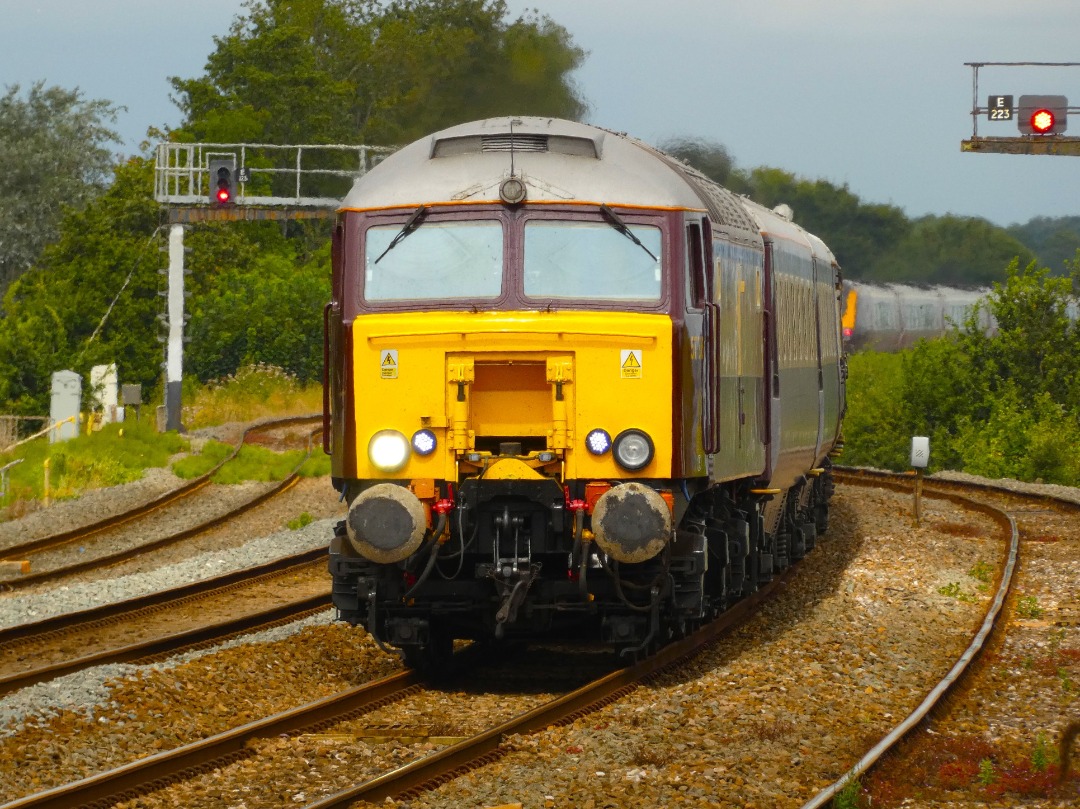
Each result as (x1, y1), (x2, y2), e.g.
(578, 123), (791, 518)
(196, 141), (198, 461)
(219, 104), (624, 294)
(740, 196), (839, 269)
(340, 116), (764, 242)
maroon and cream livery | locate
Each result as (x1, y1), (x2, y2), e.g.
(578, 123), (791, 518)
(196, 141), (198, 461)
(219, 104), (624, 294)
(325, 117), (845, 667)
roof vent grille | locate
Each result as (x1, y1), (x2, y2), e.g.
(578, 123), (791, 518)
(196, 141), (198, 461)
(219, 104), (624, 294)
(481, 134), (549, 152)
(433, 132), (599, 159)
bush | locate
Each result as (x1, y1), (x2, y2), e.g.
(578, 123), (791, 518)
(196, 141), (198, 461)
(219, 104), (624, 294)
(1, 421), (188, 510)
(841, 350), (908, 469)
(184, 363), (322, 428)
(951, 388), (1080, 484)
(844, 256), (1080, 485)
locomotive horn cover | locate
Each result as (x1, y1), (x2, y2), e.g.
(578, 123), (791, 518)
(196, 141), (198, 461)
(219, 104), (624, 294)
(591, 482), (672, 563)
(346, 483), (427, 563)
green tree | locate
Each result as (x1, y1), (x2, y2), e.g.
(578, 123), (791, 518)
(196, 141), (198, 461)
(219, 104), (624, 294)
(170, 0), (587, 147)
(868, 215), (1035, 286)
(741, 167), (911, 277)
(658, 137), (741, 189)
(0, 82), (121, 293)
(1007, 215), (1080, 274)
(0, 159), (161, 414)
(957, 258), (1079, 409)
(187, 244), (331, 382)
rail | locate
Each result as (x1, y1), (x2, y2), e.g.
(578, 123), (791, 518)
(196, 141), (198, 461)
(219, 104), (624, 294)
(0, 415), (321, 584)
(799, 469), (1022, 808)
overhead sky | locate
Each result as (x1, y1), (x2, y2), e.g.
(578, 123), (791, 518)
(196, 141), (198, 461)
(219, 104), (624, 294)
(1, 0), (1077, 227)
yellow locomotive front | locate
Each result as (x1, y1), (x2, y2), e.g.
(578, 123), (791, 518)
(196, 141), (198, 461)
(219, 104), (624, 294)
(323, 120), (720, 667)
(328, 210), (686, 664)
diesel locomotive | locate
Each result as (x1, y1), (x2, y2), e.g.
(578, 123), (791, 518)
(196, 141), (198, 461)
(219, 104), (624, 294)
(323, 117), (845, 668)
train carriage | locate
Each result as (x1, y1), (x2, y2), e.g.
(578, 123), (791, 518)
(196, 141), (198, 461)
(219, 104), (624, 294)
(324, 117), (845, 668)
(840, 282), (996, 351)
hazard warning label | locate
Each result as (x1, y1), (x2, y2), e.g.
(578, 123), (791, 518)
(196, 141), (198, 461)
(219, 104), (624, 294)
(620, 349), (642, 379)
(380, 349), (398, 379)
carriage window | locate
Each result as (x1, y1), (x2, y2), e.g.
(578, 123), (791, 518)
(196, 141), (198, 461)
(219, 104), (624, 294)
(364, 221), (503, 301)
(524, 221), (662, 300)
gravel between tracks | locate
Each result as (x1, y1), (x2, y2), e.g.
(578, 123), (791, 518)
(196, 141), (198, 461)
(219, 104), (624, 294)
(0, 483), (1006, 808)
(2, 472), (1077, 808)
(0, 476), (345, 626)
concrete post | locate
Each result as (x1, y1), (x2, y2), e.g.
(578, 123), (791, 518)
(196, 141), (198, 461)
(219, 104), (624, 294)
(165, 224), (186, 432)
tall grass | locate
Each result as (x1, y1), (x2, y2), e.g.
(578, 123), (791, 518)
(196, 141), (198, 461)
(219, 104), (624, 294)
(184, 363), (322, 427)
(1, 365), (328, 520)
(0, 421), (187, 510)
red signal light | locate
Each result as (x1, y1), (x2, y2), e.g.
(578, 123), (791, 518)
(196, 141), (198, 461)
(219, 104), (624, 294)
(1018, 95), (1067, 135)
(208, 158), (236, 206)
(1030, 108), (1055, 134)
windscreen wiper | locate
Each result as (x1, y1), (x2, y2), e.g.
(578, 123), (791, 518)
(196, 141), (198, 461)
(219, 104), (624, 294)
(600, 204), (658, 262)
(373, 205), (428, 264)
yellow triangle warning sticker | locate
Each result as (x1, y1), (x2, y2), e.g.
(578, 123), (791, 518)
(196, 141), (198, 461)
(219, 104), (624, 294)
(620, 349), (642, 378)
(380, 350), (399, 378)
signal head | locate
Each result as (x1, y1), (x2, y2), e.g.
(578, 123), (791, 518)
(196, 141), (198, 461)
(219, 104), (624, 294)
(207, 158), (237, 206)
(1018, 95), (1068, 135)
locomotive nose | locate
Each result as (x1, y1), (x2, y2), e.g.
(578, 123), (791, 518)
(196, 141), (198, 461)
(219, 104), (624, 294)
(346, 483), (427, 563)
(591, 482), (672, 563)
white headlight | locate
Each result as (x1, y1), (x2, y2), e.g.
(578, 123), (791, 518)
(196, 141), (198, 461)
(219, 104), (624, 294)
(368, 430), (410, 472)
(586, 428), (612, 455)
(613, 429), (654, 471)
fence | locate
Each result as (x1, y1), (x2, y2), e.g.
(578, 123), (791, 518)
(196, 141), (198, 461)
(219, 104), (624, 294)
(0, 416), (48, 452)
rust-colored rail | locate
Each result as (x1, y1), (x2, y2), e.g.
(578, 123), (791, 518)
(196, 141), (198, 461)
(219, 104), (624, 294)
(304, 562), (800, 808)
(798, 468), (1023, 808)
(0, 415), (322, 589)
(0, 552), (329, 696)
(0, 665), (431, 809)
(3, 556), (800, 809)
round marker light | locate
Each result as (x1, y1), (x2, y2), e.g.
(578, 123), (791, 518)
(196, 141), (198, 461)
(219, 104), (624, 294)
(499, 176), (527, 205)
(612, 429), (654, 471)
(586, 428), (612, 455)
(411, 428), (437, 456)
(1030, 108), (1055, 134)
(368, 429), (410, 472)
(216, 187), (232, 204)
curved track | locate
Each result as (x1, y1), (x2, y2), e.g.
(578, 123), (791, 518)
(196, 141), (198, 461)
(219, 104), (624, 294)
(799, 469), (1025, 807)
(0, 550), (329, 696)
(5, 470), (1077, 808)
(0, 415), (321, 589)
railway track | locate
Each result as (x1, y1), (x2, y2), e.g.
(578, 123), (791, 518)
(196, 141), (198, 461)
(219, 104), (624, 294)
(1, 565), (795, 809)
(836, 470), (1080, 806)
(0, 550), (329, 696)
(0, 415), (321, 589)
(798, 469), (1022, 807)
(1, 471), (1076, 807)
